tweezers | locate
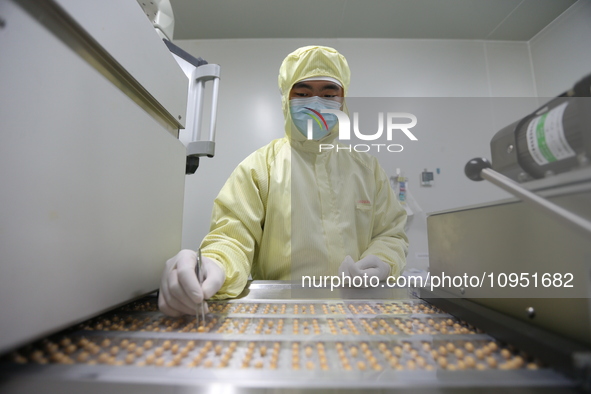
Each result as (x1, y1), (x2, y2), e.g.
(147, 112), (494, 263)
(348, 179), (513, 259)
(195, 248), (206, 327)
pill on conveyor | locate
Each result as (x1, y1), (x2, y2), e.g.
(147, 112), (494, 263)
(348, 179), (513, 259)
(501, 349), (511, 359)
(145, 354), (155, 365)
(143, 340), (153, 349)
(464, 342), (474, 352)
(76, 351), (90, 363)
(98, 353), (109, 364)
(437, 357), (447, 368)
(101, 339), (111, 348)
(125, 354), (135, 365)
(474, 349), (484, 360)
(465, 356), (476, 368)
(64, 344), (77, 354)
(485, 356), (497, 368)
(357, 361), (367, 370)
(173, 354), (183, 365)
(162, 340), (171, 350)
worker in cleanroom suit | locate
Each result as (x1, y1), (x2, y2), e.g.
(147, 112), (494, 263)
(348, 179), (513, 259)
(159, 46), (408, 316)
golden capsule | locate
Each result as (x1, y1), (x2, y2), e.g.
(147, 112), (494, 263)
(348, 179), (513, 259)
(64, 344), (77, 354)
(125, 354), (135, 365)
(97, 353), (109, 364)
(145, 354), (155, 365)
(214, 345), (223, 356)
(76, 351), (90, 363)
(486, 356), (497, 368)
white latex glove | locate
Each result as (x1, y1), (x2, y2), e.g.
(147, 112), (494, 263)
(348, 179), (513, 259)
(158, 249), (226, 317)
(338, 255), (391, 287)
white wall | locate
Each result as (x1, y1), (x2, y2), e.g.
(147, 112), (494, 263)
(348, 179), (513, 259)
(529, 0), (591, 97)
(174, 38), (541, 271)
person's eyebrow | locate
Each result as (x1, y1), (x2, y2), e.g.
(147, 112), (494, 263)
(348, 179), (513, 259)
(320, 83), (341, 91)
(292, 82), (313, 90)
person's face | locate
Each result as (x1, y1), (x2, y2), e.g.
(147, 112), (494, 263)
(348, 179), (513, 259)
(289, 80), (344, 101)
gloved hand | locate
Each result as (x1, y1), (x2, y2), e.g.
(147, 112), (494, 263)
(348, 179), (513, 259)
(338, 255), (391, 287)
(158, 249), (226, 317)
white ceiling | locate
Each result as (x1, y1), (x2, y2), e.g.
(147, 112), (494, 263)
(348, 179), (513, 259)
(170, 0), (576, 41)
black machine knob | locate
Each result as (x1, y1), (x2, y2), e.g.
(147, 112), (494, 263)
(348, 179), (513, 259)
(464, 158), (492, 181)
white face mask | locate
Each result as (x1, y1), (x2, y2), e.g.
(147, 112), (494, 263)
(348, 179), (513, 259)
(289, 97), (342, 140)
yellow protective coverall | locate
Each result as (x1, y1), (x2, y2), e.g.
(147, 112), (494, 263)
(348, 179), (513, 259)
(201, 46), (408, 299)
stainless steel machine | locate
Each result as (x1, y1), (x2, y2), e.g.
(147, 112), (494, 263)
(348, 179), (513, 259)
(0, 283), (578, 393)
(426, 76), (591, 390)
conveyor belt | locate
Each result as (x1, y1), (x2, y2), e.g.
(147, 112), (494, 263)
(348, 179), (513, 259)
(0, 282), (579, 393)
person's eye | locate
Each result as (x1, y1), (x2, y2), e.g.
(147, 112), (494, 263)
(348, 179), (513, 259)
(324, 94), (337, 98)
(295, 92), (308, 97)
